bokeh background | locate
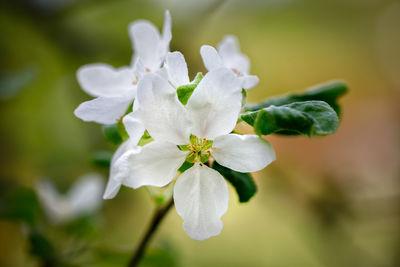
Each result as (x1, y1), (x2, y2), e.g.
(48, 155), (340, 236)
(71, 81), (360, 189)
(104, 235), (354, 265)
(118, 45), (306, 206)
(1, 0), (400, 266)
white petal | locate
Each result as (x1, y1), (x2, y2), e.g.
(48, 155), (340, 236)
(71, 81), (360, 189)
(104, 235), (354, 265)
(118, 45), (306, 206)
(239, 75), (259, 90)
(133, 58), (147, 79)
(212, 134), (276, 173)
(174, 164), (229, 241)
(35, 179), (71, 224)
(121, 141), (187, 189)
(218, 35), (250, 75)
(103, 176), (122, 200)
(68, 173), (104, 215)
(218, 35), (240, 58)
(200, 45), (223, 71)
(154, 66), (169, 80)
(166, 51), (189, 88)
(77, 64), (135, 97)
(129, 20), (162, 71)
(103, 140), (138, 199)
(186, 68), (242, 139)
(162, 10), (172, 49)
(123, 113), (145, 145)
(74, 93), (133, 125)
(136, 73), (191, 144)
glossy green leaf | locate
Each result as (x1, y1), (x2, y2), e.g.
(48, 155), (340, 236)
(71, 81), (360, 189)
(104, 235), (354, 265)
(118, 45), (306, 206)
(242, 100), (339, 137)
(245, 81), (348, 116)
(177, 72), (203, 105)
(212, 161), (257, 203)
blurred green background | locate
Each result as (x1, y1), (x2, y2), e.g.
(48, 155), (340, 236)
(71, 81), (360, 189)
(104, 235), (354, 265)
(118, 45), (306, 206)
(1, 0), (399, 266)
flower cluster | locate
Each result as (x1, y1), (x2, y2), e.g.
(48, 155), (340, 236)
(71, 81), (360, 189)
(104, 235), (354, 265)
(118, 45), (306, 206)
(75, 11), (275, 240)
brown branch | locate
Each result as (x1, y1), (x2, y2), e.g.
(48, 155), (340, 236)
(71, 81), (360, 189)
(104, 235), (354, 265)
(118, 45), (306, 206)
(127, 198), (174, 267)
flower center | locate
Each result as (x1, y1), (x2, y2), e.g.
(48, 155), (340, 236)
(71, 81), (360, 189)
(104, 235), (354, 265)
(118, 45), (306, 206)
(181, 134), (213, 164)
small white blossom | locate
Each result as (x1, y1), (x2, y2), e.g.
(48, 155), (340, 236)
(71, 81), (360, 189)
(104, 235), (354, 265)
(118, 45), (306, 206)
(200, 35), (259, 90)
(74, 10), (172, 125)
(107, 52), (275, 240)
(35, 174), (104, 225)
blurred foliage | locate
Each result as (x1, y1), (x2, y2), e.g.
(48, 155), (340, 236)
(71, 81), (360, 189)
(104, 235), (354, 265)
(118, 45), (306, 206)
(307, 176), (353, 227)
(0, 65), (38, 100)
(28, 230), (58, 266)
(0, 185), (40, 226)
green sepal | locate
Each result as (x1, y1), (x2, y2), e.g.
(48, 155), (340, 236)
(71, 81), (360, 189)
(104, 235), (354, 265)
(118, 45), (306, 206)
(117, 119), (129, 140)
(177, 145), (190, 151)
(102, 102), (133, 144)
(124, 102), (134, 115)
(102, 119), (129, 145)
(242, 100), (339, 137)
(176, 72), (203, 105)
(212, 161), (257, 203)
(186, 153), (196, 163)
(199, 153), (210, 163)
(203, 140), (213, 150)
(178, 161), (194, 173)
(102, 124), (123, 145)
(241, 88), (247, 107)
(138, 130), (153, 146)
(245, 81), (348, 116)
(189, 134), (197, 145)
(91, 150), (113, 168)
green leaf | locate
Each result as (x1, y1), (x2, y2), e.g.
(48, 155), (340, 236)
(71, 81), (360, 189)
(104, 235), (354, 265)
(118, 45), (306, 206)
(176, 72), (203, 105)
(91, 150), (113, 168)
(212, 161), (257, 203)
(242, 100), (339, 137)
(245, 81), (348, 116)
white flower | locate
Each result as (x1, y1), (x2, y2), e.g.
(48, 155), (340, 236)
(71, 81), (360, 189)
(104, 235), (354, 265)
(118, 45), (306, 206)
(74, 10), (172, 125)
(108, 52), (275, 240)
(200, 35), (259, 90)
(35, 174), (104, 225)
(103, 115), (144, 199)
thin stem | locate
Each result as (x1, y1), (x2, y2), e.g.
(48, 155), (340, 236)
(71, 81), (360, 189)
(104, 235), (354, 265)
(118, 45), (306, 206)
(127, 198), (174, 267)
